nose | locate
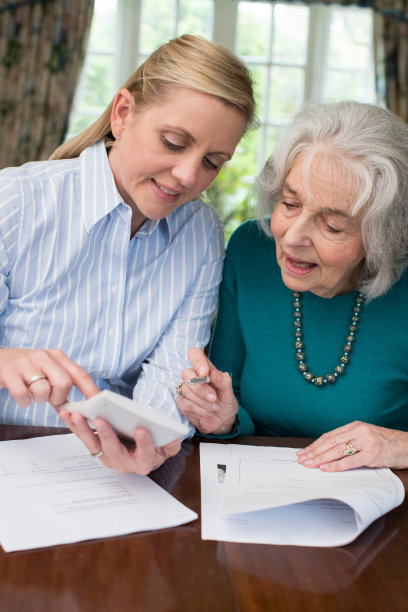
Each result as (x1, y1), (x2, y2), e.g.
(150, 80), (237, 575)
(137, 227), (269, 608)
(283, 214), (313, 248)
(171, 155), (200, 189)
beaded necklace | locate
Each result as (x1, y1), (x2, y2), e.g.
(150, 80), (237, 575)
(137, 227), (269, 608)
(293, 290), (364, 386)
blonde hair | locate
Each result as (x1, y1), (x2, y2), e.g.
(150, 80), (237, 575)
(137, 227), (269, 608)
(51, 34), (256, 160)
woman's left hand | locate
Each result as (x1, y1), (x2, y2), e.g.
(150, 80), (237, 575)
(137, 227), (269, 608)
(297, 420), (408, 471)
(58, 409), (181, 474)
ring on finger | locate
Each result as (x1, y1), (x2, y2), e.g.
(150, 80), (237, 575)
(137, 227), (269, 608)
(91, 449), (104, 459)
(176, 382), (185, 398)
(343, 440), (358, 456)
(26, 374), (47, 387)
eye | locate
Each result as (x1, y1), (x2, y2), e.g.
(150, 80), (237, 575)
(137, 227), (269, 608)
(203, 156), (220, 171)
(161, 136), (184, 151)
(326, 224), (342, 234)
(282, 200), (297, 210)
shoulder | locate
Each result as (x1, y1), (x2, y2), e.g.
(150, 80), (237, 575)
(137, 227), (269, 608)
(226, 219), (274, 259)
(0, 158), (80, 203)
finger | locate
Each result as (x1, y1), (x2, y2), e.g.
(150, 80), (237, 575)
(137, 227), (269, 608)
(298, 440), (358, 468)
(2, 368), (38, 407)
(26, 376), (52, 404)
(187, 347), (211, 376)
(297, 422), (358, 458)
(48, 349), (100, 402)
(59, 410), (102, 454)
(178, 380), (218, 407)
(176, 397), (217, 423)
(160, 438), (182, 458)
(131, 428), (160, 475)
(319, 452), (367, 472)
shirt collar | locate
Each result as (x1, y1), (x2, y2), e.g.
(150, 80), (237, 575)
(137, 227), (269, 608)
(80, 140), (171, 244)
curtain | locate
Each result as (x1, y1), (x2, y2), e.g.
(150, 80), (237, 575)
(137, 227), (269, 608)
(0, 0), (94, 169)
(374, 14), (408, 120)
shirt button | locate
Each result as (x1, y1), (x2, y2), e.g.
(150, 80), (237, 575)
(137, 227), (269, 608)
(108, 329), (115, 337)
(111, 285), (119, 294)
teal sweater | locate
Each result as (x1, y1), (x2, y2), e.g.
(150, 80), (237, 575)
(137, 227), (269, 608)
(209, 220), (408, 438)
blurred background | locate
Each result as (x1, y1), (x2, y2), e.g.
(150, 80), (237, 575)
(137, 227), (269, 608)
(2, 0), (406, 238)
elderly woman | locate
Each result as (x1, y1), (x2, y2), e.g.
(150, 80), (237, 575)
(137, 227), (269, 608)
(176, 100), (408, 472)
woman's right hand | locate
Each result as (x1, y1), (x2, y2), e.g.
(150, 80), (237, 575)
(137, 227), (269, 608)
(176, 347), (238, 435)
(0, 347), (100, 409)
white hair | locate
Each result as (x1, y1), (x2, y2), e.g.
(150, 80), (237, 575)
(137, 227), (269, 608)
(257, 100), (408, 300)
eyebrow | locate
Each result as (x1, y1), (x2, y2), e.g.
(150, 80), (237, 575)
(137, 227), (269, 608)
(282, 182), (352, 219)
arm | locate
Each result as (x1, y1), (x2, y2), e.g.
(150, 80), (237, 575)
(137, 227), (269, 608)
(130, 211), (225, 436)
(178, 228), (257, 437)
(0, 176), (100, 408)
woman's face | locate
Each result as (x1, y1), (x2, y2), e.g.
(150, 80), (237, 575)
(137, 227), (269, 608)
(270, 154), (366, 298)
(108, 87), (246, 232)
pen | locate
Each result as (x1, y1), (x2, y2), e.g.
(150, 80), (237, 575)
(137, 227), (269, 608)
(187, 376), (211, 385)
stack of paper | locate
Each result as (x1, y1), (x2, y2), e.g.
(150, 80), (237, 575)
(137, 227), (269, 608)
(200, 443), (405, 547)
(0, 434), (197, 552)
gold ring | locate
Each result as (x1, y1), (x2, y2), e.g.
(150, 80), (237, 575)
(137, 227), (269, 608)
(176, 382), (185, 398)
(26, 374), (47, 386)
(343, 440), (358, 456)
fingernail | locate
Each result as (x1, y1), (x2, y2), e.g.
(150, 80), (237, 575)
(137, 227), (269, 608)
(304, 459), (314, 466)
(198, 365), (207, 376)
(207, 393), (216, 402)
(211, 403), (219, 411)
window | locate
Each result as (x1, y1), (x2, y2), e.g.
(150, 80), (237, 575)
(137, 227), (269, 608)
(68, 0), (376, 236)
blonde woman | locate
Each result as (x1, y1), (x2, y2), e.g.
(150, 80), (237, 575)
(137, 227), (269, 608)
(0, 35), (256, 474)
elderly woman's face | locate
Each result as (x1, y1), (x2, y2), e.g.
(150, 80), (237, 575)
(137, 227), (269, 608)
(270, 154), (366, 298)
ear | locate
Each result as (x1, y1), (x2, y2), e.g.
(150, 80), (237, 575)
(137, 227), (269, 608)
(110, 88), (133, 136)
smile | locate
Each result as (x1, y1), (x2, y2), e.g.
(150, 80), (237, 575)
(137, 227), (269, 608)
(151, 179), (182, 203)
(152, 179), (180, 196)
(157, 184), (178, 195)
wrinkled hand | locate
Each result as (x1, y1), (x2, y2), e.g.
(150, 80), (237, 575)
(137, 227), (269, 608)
(176, 347), (238, 435)
(297, 420), (408, 471)
(0, 348), (99, 408)
(58, 409), (182, 475)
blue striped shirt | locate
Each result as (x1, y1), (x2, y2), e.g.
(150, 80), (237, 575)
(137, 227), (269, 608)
(0, 141), (224, 431)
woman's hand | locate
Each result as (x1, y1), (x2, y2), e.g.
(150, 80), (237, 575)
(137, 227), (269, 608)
(0, 348), (99, 408)
(176, 347), (238, 435)
(58, 409), (181, 474)
(297, 420), (408, 471)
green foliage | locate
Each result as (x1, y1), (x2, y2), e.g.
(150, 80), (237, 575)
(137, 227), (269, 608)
(203, 131), (259, 241)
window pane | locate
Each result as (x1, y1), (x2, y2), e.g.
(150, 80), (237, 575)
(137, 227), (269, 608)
(328, 7), (372, 69)
(236, 2), (272, 58)
(178, 0), (213, 38)
(324, 6), (374, 102)
(269, 66), (305, 119)
(325, 70), (373, 102)
(140, 0), (176, 53)
(65, 0), (117, 139)
(273, 4), (309, 64)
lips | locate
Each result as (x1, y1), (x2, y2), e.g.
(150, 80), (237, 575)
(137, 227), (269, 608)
(285, 254), (317, 276)
(151, 179), (182, 203)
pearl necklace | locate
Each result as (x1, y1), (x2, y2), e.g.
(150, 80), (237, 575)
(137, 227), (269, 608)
(293, 290), (364, 386)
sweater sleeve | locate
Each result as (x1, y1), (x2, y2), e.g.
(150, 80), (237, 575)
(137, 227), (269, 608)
(208, 224), (256, 437)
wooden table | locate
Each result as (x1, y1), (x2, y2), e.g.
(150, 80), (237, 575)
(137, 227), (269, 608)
(0, 425), (407, 612)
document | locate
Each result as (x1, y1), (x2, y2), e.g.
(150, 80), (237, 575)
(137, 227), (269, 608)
(0, 434), (198, 552)
(200, 443), (405, 547)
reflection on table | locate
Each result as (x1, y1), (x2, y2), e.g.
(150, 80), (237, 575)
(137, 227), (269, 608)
(0, 425), (407, 612)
